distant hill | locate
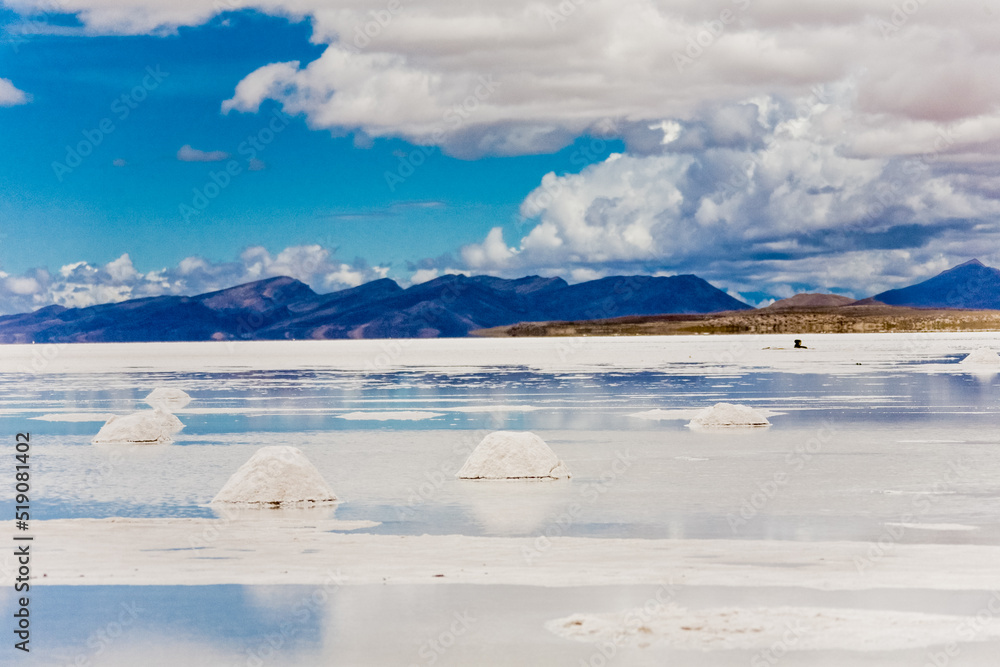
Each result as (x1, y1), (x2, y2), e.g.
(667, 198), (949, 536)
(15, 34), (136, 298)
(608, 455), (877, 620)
(0, 272), (750, 343)
(475, 303), (1000, 338)
(873, 259), (1000, 309)
(766, 293), (856, 309)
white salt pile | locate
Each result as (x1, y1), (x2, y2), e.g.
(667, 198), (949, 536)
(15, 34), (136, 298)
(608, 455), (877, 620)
(687, 403), (770, 429)
(212, 446), (338, 506)
(144, 387), (192, 411)
(960, 348), (1000, 365)
(91, 409), (184, 445)
(457, 431), (570, 480)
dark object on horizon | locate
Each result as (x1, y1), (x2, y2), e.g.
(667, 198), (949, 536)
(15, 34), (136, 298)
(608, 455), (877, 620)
(0, 273), (752, 343)
(794, 339), (807, 348)
(872, 259), (1000, 309)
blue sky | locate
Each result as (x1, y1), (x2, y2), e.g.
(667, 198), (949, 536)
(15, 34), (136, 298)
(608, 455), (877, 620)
(0, 11), (619, 296)
(1, 1), (999, 313)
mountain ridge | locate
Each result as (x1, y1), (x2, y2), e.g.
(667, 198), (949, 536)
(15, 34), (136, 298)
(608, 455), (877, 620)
(873, 258), (1000, 309)
(0, 272), (750, 343)
(3, 259), (998, 343)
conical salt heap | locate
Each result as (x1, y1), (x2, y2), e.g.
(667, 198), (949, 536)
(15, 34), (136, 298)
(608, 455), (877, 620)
(212, 446), (338, 505)
(92, 409), (184, 444)
(687, 403), (770, 429)
(960, 348), (1000, 366)
(457, 431), (571, 480)
(144, 387), (192, 411)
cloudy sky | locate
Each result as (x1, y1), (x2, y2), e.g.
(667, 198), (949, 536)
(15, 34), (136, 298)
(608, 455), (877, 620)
(2, 0), (999, 313)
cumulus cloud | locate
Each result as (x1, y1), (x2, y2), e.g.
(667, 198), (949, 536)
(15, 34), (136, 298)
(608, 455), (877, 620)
(0, 247), (390, 315)
(177, 144), (230, 162)
(460, 87), (1000, 297)
(8, 0), (1000, 159)
(409, 268), (439, 285)
(8, 0), (1000, 295)
(0, 78), (30, 106)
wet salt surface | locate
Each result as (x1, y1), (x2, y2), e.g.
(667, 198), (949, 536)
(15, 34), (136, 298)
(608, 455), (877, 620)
(8, 584), (1000, 666)
(1, 334), (999, 544)
(3, 334), (1000, 665)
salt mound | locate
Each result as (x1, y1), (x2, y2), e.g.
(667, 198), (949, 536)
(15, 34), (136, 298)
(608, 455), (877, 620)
(960, 348), (1000, 365)
(212, 446), (338, 506)
(92, 409), (184, 444)
(144, 387), (192, 411)
(687, 403), (770, 429)
(457, 431), (570, 480)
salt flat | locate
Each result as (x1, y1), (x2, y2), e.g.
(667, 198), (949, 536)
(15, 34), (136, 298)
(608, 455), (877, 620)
(2, 333), (999, 664)
(9, 518), (1000, 590)
(4, 331), (999, 375)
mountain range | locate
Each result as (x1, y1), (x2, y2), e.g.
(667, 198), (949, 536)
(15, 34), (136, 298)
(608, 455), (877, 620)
(0, 272), (750, 343)
(1, 259), (997, 343)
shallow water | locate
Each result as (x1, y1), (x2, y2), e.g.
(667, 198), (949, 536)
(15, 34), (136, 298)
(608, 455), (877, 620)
(2, 334), (999, 545)
(2, 333), (999, 665)
(14, 584), (1000, 666)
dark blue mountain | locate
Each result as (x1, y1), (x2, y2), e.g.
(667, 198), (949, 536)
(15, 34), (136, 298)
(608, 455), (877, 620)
(0, 271), (750, 342)
(872, 259), (1000, 309)
(533, 275), (750, 320)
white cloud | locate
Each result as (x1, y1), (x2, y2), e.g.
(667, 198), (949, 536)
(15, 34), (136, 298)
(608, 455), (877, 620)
(409, 268), (439, 284)
(3, 276), (41, 296)
(7, 0), (1000, 296)
(459, 88), (1000, 297)
(0, 247), (391, 315)
(0, 78), (30, 106)
(105, 253), (140, 282)
(10, 0), (1000, 159)
(461, 227), (517, 270)
(177, 144), (230, 162)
